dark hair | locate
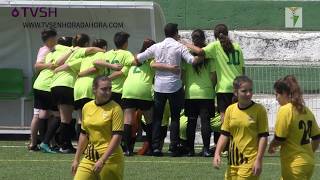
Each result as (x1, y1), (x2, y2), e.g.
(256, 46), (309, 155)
(93, 75), (111, 89)
(274, 75), (305, 113)
(92, 39), (107, 49)
(140, 38), (156, 53)
(191, 29), (208, 74)
(41, 29), (57, 42)
(214, 24), (234, 54)
(233, 75), (253, 91)
(114, 32), (130, 49)
(164, 23), (178, 38)
(73, 33), (90, 47)
(57, 36), (73, 47)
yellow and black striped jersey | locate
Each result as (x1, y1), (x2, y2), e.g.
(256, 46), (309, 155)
(221, 102), (269, 168)
(81, 100), (124, 162)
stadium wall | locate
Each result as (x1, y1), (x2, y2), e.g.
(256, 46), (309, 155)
(112, 0), (320, 30)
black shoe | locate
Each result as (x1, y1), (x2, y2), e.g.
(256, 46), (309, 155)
(152, 149), (163, 157)
(186, 150), (195, 157)
(170, 150), (181, 157)
(202, 149), (213, 157)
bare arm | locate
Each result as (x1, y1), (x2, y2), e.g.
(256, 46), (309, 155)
(312, 139), (320, 152)
(85, 47), (106, 55)
(213, 134), (229, 169)
(78, 67), (97, 77)
(108, 71), (123, 80)
(92, 134), (122, 173)
(71, 133), (89, 176)
(252, 136), (268, 176)
(268, 138), (283, 154)
(54, 64), (70, 73)
(184, 43), (205, 56)
(150, 62), (180, 75)
(34, 62), (54, 72)
(210, 72), (217, 88)
(94, 60), (123, 71)
(131, 56), (141, 66)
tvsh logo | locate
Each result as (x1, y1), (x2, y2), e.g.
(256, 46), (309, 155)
(11, 7), (57, 17)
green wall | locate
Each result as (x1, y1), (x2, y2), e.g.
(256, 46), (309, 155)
(121, 0), (320, 30)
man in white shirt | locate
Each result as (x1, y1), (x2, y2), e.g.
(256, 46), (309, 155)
(134, 23), (203, 156)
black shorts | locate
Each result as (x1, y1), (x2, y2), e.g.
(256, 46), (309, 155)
(51, 86), (74, 106)
(122, 98), (153, 110)
(217, 93), (235, 113)
(111, 92), (123, 107)
(184, 99), (215, 118)
(33, 89), (55, 110)
(74, 98), (93, 110)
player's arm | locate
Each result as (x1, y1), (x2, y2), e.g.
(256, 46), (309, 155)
(150, 61), (180, 75)
(78, 67), (97, 77)
(84, 47), (106, 55)
(34, 61), (55, 72)
(71, 132), (89, 176)
(253, 136), (268, 176)
(94, 60), (123, 71)
(312, 138), (320, 152)
(54, 64), (70, 73)
(268, 137), (284, 154)
(184, 43), (205, 56)
(92, 134), (122, 173)
(108, 71), (123, 80)
(55, 48), (77, 66)
(210, 72), (217, 88)
(132, 45), (155, 66)
(213, 133), (229, 169)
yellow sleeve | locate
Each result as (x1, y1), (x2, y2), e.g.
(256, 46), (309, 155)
(308, 109), (320, 138)
(203, 42), (216, 59)
(257, 105), (269, 136)
(221, 106), (231, 136)
(121, 65), (130, 76)
(68, 58), (82, 73)
(275, 106), (291, 139)
(112, 104), (124, 132)
(80, 105), (88, 133)
(124, 51), (134, 66)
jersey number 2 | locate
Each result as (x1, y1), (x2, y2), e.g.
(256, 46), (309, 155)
(299, 120), (312, 145)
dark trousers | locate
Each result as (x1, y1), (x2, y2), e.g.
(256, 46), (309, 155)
(152, 88), (184, 151)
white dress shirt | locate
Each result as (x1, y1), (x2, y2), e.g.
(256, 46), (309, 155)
(137, 37), (194, 93)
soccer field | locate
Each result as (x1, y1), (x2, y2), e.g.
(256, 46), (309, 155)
(0, 141), (319, 180)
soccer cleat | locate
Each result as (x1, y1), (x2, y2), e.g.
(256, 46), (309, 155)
(59, 146), (76, 154)
(27, 144), (40, 152)
(221, 151), (228, 157)
(137, 141), (150, 155)
(152, 149), (163, 157)
(39, 143), (56, 153)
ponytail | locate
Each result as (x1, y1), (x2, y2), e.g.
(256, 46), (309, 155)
(214, 24), (234, 54)
(284, 75), (305, 113)
(274, 75), (305, 113)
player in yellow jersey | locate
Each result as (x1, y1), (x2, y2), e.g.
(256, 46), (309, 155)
(268, 75), (320, 180)
(213, 76), (269, 180)
(72, 75), (124, 180)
